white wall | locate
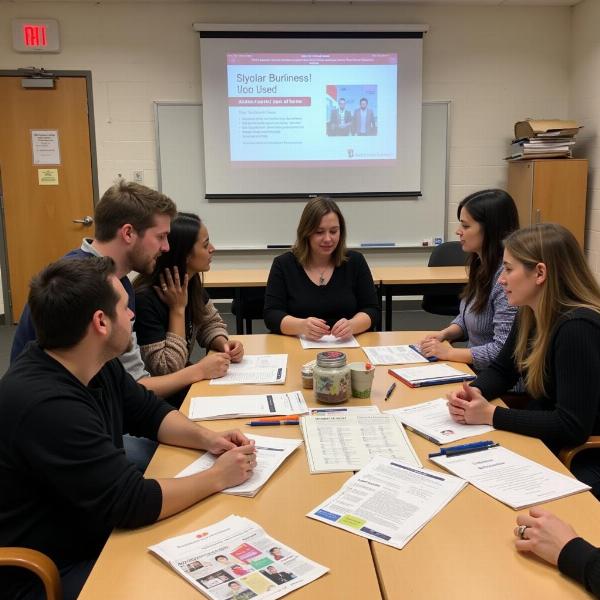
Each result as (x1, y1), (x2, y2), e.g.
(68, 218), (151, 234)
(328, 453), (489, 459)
(0, 2), (572, 270)
(571, 0), (600, 277)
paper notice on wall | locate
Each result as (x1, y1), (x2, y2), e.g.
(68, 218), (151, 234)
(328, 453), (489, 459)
(31, 130), (61, 165)
(38, 168), (59, 185)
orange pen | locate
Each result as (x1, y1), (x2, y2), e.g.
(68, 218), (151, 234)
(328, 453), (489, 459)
(250, 414), (301, 423)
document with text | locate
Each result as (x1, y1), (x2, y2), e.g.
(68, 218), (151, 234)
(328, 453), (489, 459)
(387, 397), (494, 444)
(299, 335), (360, 349)
(307, 456), (467, 549)
(176, 434), (303, 497)
(149, 514), (328, 600)
(211, 354), (287, 385)
(188, 391), (308, 421)
(362, 345), (429, 365)
(430, 445), (590, 509)
(301, 413), (421, 473)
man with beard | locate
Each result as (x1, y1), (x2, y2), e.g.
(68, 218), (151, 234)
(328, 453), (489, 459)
(9, 181), (230, 468)
(0, 257), (257, 600)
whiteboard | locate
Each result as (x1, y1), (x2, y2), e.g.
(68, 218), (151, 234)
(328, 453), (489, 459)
(155, 101), (448, 249)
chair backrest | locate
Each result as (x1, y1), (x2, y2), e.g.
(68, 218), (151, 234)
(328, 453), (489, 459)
(422, 241), (468, 317)
(0, 547), (62, 600)
(427, 241), (468, 268)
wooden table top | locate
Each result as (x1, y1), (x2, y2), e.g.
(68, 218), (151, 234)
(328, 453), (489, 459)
(202, 265), (468, 288)
(79, 332), (599, 600)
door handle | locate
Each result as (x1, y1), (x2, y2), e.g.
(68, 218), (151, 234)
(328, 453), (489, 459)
(73, 216), (94, 226)
(535, 209), (541, 224)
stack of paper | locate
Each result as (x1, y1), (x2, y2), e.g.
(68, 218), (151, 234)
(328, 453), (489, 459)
(149, 514), (328, 600)
(307, 456), (467, 549)
(507, 119), (582, 160)
(300, 413), (421, 473)
(188, 391), (308, 421)
(430, 445), (590, 509)
(388, 363), (475, 388)
(211, 354), (287, 385)
(362, 344), (431, 365)
(387, 397), (494, 444)
(299, 335), (359, 349)
(176, 434), (303, 497)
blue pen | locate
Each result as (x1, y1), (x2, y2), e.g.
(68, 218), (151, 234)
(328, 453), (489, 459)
(384, 382), (397, 402)
(428, 440), (496, 458)
(444, 443), (500, 457)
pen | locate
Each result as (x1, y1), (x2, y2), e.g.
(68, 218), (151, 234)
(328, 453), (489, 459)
(250, 415), (301, 423)
(428, 440), (496, 458)
(444, 443), (499, 457)
(246, 420), (299, 426)
(384, 382), (396, 402)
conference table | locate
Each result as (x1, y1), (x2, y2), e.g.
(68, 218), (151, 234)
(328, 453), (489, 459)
(204, 266), (468, 334)
(79, 332), (600, 599)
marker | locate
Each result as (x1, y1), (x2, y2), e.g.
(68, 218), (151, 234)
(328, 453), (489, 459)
(360, 242), (396, 247)
(247, 420), (299, 426)
(384, 382), (396, 402)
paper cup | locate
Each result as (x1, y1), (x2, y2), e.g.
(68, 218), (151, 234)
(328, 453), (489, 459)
(349, 362), (375, 398)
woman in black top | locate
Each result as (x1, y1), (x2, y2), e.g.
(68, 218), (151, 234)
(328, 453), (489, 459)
(263, 197), (380, 340)
(447, 223), (600, 495)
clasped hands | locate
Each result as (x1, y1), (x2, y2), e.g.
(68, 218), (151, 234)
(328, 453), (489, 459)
(446, 381), (496, 426)
(303, 317), (351, 341)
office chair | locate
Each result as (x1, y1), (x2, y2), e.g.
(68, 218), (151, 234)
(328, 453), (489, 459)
(559, 437), (600, 470)
(421, 241), (468, 316)
(0, 547), (62, 600)
(231, 289), (265, 334)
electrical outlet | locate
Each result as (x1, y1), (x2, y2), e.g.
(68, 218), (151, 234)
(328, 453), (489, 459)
(133, 170), (144, 183)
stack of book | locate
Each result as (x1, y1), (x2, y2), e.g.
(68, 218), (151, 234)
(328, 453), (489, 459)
(507, 119), (582, 160)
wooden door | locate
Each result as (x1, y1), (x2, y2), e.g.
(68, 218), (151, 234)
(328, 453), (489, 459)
(0, 75), (96, 321)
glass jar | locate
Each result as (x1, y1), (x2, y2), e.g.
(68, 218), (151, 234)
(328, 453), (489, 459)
(313, 351), (351, 404)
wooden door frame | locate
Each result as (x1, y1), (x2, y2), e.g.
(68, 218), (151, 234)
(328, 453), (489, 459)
(0, 69), (99, 324)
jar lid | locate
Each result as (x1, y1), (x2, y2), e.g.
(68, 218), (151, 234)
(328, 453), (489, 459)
(316, 350), (347, 368)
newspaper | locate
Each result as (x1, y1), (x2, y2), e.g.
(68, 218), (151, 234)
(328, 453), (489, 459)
(387, 397), (494, 444)
(211, 355), (287, 385)
(188, 391), (308, 421)
(149, 514), (328, 600)
(307, 456), (466, 549)
(176, 435), (303, 497)
(300, 413), (421, 473)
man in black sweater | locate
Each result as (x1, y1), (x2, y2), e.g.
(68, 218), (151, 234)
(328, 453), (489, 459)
(0, 257), (256, 600)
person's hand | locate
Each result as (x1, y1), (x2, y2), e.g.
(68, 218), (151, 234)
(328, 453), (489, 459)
(514, 507), (578, 566)
(446, 382), (494, 425)
(204, 429), (252, 454)
(224, 340), (244, 363)
(419, 338), (450, 360)
(302, 317), (330, 341)
(196, 352), (230, 380)
(331, 318), (352, 340)
(211, 444), (257, 489)
(154, 267), (188, 311)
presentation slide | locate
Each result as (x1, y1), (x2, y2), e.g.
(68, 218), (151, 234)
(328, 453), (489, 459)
(199, 33), (423, 197)
(227, 53), (397, 166)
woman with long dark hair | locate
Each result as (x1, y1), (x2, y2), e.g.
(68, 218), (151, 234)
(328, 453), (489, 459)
(420, 189), (519, 370)
(134, 213), (243, 397)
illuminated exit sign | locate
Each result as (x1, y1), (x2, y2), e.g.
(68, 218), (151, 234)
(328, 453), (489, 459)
(12, 19), (60, 53)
